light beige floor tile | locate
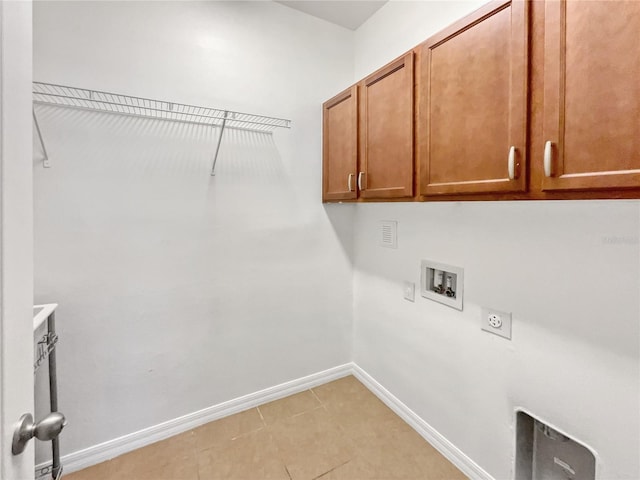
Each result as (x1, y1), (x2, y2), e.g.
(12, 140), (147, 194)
(347, 426), (426, 480)
(316, 456), (396, 480)
(312, 376), (371, 405)
(392, 427), (468, 480)
(109, 431), (198, 480)
(198, 428), (289, 480)
(268, 406), (355, 480)
(326, 390), (405, 442)
(62, 461), (113, 480)
(258, 390), (322, 425)
(411, 456), (468, 480)
(112, 457), (199, 480)
(352, 421), (467, 480)
(62, 380), (467, 480)
(317, 378), (388, 417)
(193, 407), (264, 451)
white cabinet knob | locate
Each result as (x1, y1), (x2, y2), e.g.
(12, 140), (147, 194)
(508, 146), (517, 180)
(544, 141), (553, 177)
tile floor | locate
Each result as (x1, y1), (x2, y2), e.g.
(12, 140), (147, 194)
(64, 376), (467, 480)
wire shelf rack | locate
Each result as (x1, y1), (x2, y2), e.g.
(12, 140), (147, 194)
(32, 81), (292, 174)
(33, 82), (291, 131)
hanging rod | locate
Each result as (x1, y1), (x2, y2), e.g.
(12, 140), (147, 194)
(32, 81), (291, 174)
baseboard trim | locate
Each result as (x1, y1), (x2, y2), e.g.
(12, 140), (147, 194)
(352, 364), (494, 480)
(36, 363), (352, 477)
(38, 362), (492, 480)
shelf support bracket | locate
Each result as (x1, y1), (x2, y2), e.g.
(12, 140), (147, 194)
(210, 110), (229, 176)
(33, 108), (50, 168)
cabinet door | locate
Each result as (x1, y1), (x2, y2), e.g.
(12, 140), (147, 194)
(541, 0), (640, 191)
(359, 52), (414, 199)
(419, 0), (528, 196)
(323, 86), (358, 201)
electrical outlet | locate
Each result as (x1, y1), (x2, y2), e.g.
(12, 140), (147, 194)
(481, 307), (512, 340)
(488, 314), (502, 328)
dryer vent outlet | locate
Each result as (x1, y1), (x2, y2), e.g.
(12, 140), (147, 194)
(515, 411), (596, 480)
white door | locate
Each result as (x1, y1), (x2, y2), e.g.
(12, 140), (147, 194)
(0, 1), (35, 479)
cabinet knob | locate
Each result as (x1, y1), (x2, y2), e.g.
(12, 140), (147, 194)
(544, 141), (553, 177)
(347, 173), (354, 192)
(358, 172), (365, 191)
(508, 146), (517, 180)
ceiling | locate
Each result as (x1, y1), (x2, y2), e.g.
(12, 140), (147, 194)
(275, 1), (388, 30)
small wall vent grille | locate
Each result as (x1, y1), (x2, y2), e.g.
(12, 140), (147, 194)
(379, 221), (397, 249)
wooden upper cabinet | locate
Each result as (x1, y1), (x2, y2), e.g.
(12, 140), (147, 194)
(323, 86), (358, 201)
(359, 52), (414, 199)
(541, 0), (640, 192)
(419, 0), (529, 196)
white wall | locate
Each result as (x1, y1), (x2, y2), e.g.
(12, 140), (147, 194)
(33, 0), (355, 460)
(352, 2), (640, 479)
(354, 0), (485, 78)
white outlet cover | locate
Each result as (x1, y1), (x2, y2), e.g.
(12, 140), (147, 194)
(481, 307), (512, 340)
(403, 281), (415, 302)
